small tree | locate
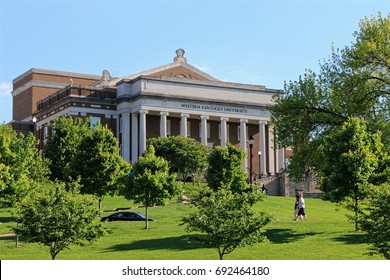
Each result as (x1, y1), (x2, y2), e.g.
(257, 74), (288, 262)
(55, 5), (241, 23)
(182, 187), (271, 260)
(122, 145), (180, 229)
(149, 136), (209, 181)
(206, 142), (248, 194)
(45, 117), (91, 182)
(71, 123), (131, 210)
(13, 181), (104, 260)
(0, 124), (50, 203)
(319, 118), (381, 231)
(360, 184), (390, 259)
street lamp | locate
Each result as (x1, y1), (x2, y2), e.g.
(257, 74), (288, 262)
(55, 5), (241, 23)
(258, 150), (262, 178)
(248, 135), (255, 184)
(32, 116), (37, 138)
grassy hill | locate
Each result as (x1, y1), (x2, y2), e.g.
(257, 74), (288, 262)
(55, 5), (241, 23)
(0, 191), (383, 260)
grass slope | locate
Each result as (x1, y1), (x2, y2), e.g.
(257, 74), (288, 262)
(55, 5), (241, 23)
(0, 193), (383, 260)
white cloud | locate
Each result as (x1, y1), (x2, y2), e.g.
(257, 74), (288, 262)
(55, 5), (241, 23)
(0, 81), (13, 123)
(0, 81), (12, 96)
(194, 65), (211, 73)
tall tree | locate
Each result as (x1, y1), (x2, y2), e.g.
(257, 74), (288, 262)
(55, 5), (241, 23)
(70, 124), (131, 210)
(122, 145), (180, 229)
(271, 13), (390, 180)
(13, 181), (104, 260)
(45, 117), (91, 182)
(149, 136), (209, 181)
(182, 187), (271, 260)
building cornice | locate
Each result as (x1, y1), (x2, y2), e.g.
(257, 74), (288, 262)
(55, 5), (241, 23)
(12, 80), (69, 97)
(13, 68), (101, 85)
(118, 75), (281, 93)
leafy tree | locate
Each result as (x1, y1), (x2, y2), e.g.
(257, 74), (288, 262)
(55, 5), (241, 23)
(318, 118), (382, 231)
(0, 124), (49, 203)
(360, 184), (390, 259)
(149, 136), (209, 181)
(13, 181), (104, 260)
(70, 124), (131, 210)
(122, 145), (180, 229)
(45, 117), (91, 182)
(271, 13), (390, 180)
(182, 187), (271, 260)
(206, 142), (248, 194)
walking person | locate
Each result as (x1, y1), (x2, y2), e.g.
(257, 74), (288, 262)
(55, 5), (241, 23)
(293, 194), (299, 220)
(296, 193), (307, 221)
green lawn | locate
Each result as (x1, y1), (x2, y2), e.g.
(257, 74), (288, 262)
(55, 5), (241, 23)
(0, 189), (383, 260)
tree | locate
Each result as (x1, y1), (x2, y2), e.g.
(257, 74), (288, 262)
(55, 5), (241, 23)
(271, 14), (390, 180)
(206, 142), (248, 194)
(122, 145), (180, 229)
(0, 124), (50, 203)
(13, 181), (104, 260)
(45, 117), (91, 182)
(70, 123), (131, 210)
(360, 184), (390, 259)
(318, 118), (381, 231)
(182, 187), (271, 260)
(149, 136), (209, 181)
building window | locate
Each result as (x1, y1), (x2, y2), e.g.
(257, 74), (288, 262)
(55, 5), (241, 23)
(90, 117), (100, 129)
(199, 123), (211, 139)
(167, 119), (172, 136)
(43, 126), (48, 142)
(187, 120), (191, 137)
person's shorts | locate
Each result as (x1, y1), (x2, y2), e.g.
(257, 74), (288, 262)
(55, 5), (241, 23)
(298, 208), (306, 216)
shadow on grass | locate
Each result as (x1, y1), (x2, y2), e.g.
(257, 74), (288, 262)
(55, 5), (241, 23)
(105, 234), (206, 252)
(0, 217), (15, 223)
(265, 229), (322, 244)
(333, 233), (368, 244)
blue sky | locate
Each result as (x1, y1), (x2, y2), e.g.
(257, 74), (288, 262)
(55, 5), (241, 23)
(1, 0), (389, 123)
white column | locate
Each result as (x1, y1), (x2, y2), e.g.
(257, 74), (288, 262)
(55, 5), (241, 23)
(220, 117), (229, 147)
(160, 111), (169, 138)
(131, 113), (138, 163)
(276, 147), (285, 173)
(139, 110), (148, 155)
(200, 115), (209, 145)
(121, 112), (130, 162)
(259, 121), (267, 176)
(180, 113), (189, 137)
(268, 124), (275, 175)
(240, 119), (248, 170)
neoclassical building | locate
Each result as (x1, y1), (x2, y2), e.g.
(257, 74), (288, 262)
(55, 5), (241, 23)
(11, 49), (289, 178)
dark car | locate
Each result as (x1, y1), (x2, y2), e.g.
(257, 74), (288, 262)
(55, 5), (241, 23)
(100, 211), (154, 222)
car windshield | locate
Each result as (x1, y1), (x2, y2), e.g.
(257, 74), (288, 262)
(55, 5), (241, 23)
(136, 213), (147, 219)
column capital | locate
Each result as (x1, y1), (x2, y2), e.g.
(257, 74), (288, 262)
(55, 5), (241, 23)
(139, 109), (148, 115)
(258, 120), (267, 125)
(180, 113), (189, 118)
(200, 115), (209, 120)
(220, 117), (229, 122)
(160, 111), (169, 117)
(239, 118), (248, 124)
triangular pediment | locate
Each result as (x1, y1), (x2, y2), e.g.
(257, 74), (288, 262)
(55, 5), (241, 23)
(125, 61), (218, 82)
(94, 49), (219, 88)
(124, 49), (218, 82)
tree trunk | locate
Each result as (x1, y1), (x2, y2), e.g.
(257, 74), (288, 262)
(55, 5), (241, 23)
(145, 206), (149, 229)
(354, 186), (359, 232)
(98, 198), (102, 211)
